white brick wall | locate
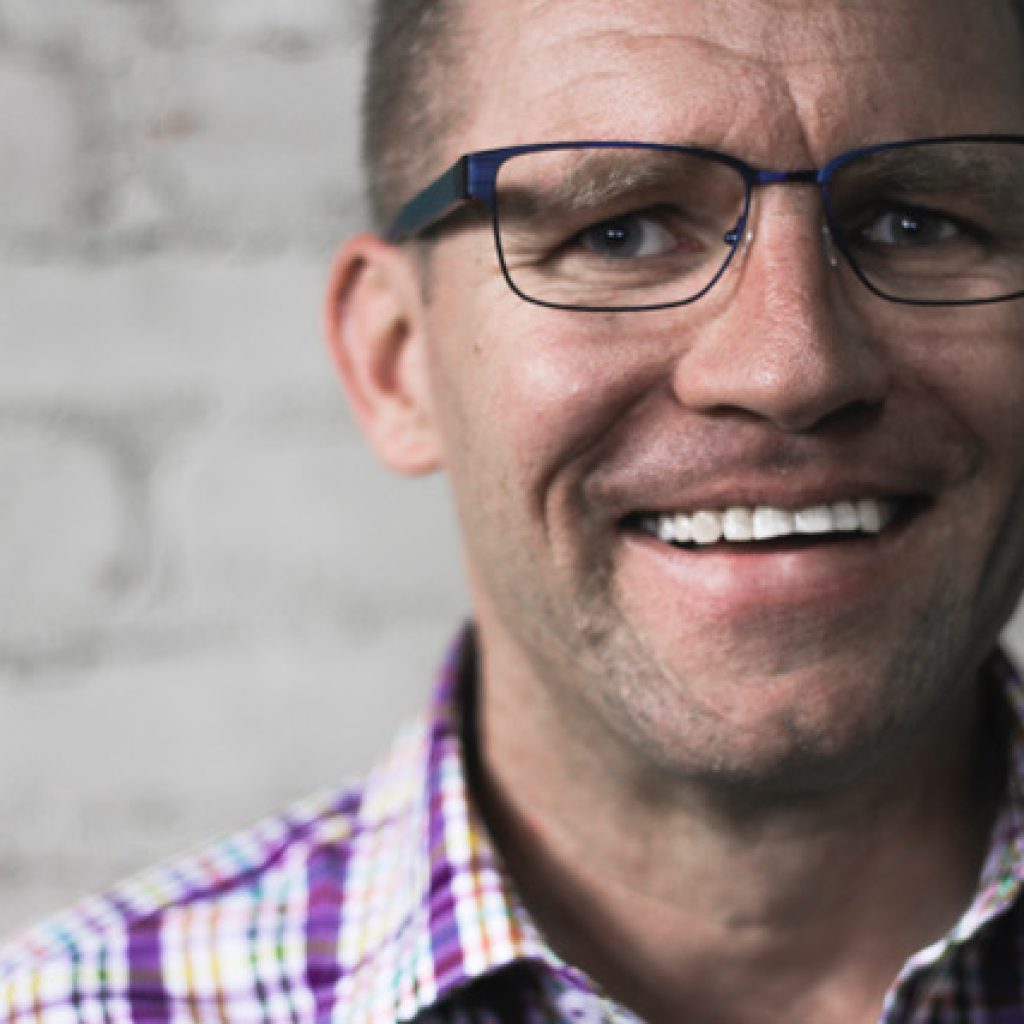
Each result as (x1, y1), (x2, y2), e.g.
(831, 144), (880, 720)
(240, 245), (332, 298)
(1, 0), (1022, 940)
(0, 0), (468, 936)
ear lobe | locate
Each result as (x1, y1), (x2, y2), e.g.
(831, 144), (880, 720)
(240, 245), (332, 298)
(324, 234), (442, 475)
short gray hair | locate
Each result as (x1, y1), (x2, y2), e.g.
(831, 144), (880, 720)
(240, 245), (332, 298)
(362, 0), (462, 233)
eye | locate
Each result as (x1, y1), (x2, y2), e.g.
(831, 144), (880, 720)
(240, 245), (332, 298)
(859, 207), (960, 247)
(575, 212), (677, 259)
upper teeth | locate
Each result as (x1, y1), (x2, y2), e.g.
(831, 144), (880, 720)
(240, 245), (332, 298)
(650, 498), (897, 547)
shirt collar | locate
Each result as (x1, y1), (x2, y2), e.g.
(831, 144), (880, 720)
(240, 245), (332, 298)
(890, 649), (1024, 985)
(344, 627), (556, 1024)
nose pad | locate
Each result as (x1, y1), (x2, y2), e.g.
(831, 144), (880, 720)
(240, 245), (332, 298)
(727, 227), (755, 251)
(722, 224), (756, 263)
(822, 222), (839, 269)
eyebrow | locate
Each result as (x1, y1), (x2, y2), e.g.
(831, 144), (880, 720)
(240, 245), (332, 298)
(849, 146), (1024, 204)
(499, 151), (708, 225)
(555, 153), (678, 211)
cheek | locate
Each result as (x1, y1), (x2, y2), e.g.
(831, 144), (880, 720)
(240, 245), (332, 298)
(428, 270), (663, 497)
(929, 329), (1024, 485)
(902, 310), (1024, 615)
(885, 304), (1024, 461)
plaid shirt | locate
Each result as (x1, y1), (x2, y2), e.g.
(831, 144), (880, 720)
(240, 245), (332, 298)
(3, 632), (1024, 1024)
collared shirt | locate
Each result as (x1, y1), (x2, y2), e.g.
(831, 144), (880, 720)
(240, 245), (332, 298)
(2, 632), (1024, 1024)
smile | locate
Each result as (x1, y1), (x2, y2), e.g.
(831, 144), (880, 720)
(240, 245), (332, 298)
(634, 498), (902, 548)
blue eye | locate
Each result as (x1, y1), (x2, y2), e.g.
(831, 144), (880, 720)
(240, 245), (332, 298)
(860, 208), (959, 247)
(577, 214), (676, 259)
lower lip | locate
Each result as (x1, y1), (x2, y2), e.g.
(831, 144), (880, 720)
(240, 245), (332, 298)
(618, 513), (922, 615)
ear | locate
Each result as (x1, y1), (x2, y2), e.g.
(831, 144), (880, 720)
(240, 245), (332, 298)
(324, 234), (442, 475)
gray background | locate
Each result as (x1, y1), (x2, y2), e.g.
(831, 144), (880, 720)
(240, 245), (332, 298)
(1, 0), (1022, 939)
(0, 0), (468, 938)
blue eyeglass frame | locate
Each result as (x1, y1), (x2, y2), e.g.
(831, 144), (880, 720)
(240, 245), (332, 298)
(385, 133), (1024, 311)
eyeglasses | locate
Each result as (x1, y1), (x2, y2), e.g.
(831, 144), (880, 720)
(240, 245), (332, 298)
(386, 136), (1024, 312)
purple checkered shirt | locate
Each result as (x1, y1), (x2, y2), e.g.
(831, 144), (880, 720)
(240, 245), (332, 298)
(3, 633), (1024, 1024)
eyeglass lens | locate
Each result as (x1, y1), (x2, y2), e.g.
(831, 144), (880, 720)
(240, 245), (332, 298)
(492, 141), (1024, 310)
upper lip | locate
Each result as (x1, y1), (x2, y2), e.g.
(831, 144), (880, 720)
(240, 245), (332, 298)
(623, 480), (923, 516)
(582, 421), (959, 522)
(591, 459), (945, 521)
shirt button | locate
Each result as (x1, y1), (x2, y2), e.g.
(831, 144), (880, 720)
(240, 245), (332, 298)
(554, 988), (607, 1024)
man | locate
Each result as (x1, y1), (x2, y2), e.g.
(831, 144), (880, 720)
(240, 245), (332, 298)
(4, 0), (1024, 1021)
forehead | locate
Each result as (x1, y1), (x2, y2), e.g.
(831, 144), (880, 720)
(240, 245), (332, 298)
(454, 0), (1024, 164)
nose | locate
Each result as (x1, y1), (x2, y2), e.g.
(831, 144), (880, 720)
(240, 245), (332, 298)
(672, 190), (890, 433)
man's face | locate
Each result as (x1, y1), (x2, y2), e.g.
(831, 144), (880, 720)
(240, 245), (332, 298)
(417, 0), (1024, 789)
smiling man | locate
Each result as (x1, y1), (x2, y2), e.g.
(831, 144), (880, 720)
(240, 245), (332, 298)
(4, 1), (1024, 1023)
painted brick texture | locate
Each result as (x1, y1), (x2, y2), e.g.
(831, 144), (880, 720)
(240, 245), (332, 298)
(2, 0), (1023, 941)
(0, 0), (468, 937)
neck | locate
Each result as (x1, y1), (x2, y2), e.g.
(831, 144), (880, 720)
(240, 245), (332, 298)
(473, 652), (1003, 1024)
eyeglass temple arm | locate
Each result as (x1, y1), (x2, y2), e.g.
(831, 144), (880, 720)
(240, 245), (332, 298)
(385, 156), (473, 243)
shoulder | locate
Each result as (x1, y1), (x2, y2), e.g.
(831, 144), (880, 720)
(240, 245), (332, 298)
(0, 708), (430, 1024)
(1, 780), (360, 943)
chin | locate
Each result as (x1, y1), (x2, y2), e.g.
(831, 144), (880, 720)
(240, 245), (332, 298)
(586, 616), (975, 803)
